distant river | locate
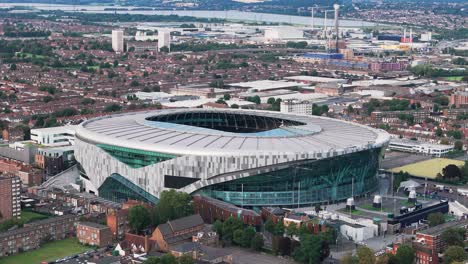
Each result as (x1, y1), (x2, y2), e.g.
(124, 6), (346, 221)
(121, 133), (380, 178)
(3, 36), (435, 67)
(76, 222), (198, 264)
(0, 3), (379, 27)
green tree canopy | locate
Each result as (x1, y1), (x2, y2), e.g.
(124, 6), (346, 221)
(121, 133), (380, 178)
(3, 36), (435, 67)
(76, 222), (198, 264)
(395, 244), (414, 264)
(442, 228), (466, 247)
(128, 205), (151, 234)
(292, 234), (324, 264)
(357, 246), (375, 264)
(444, 246), (467, 264)
(427, 212), (445, 227)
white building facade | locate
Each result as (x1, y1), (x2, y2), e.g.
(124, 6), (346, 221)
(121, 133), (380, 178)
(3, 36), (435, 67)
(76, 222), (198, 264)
(280, 100), (312, 115)
(30, 126), (78, 147)
(112, 30), (124, 53)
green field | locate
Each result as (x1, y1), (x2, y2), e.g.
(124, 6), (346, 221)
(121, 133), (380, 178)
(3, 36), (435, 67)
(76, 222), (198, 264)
(391, 158), (465, 179)
(0, 238), (92, 264)
(20, 211), (49, 223)
(443, 76), (464, 81)
(16, 52), (47, 59)
(360, 204), (389, 212)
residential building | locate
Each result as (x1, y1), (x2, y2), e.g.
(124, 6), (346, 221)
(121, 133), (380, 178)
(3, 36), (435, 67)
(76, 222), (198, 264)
(283, 214), (310, 227)
(151, 214), (204, 252)
(261, 207), (286, 224)
(450, 91), (468, 108)
(413, 219), (468, 264)
(77, 222), (113, 247)
(0, 176), (21, 223)
(192, 231), (218, 247)
(169, 242), (233, 264)
(1, 125), (24, 143)
(0, 215), (79, 257)
(158, 30), (171, 51)
(193, 195), (262, 226)
(112, 30), (124, 53)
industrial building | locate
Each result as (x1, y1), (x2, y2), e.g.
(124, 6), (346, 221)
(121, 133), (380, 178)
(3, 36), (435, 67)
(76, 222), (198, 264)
(388, 139), (454, 157)
(75, 109), (389, 207)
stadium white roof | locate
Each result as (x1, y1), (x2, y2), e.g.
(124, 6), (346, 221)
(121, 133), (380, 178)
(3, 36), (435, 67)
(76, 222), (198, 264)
(76, 109), (389, 156)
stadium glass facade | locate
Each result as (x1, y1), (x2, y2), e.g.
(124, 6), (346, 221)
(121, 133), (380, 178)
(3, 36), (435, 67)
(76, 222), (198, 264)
(99, 173), (159, 204)
(97, 144), (176, 168)
(196, 148), (382, 207)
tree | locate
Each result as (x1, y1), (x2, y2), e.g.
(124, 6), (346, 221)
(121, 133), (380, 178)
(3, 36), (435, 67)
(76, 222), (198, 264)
(104, 103), (122, 112)
(442, 164), (462, 179)
(230, 104), (239, 109)
(341, 254), (358, 264)
(131, 80), (140, 87)
(10, 63), (16, 70)
(267, 97), (276, 105)
(159, 254), (177, 264)
(241, 227), (256, 248)
(427, 212), (445, 227)
(150, 190), (193, 226)
(221, 217), (243, 242)
(43, 96), (53, 103)
(357, 246), (375, 264)
(292, 234), (322, 264)
(233, 229), (244, 246)
(273, 220), (285, 236)
(213, 220), (223, 238)
(436, 127), (443, 137)
(454, 141), (463, 151)
(251, 233), (264, 251)
(394, 244), (414, 264)
(223, 94), (231, 101)
(247, 95), (261, 104)
(444, 246), (467, 264)
(178, 254), (193, 264)
(128, 205), (150, 234)
(442, 228), (466, 247)
(216, 98), (227, 105)
(264, 218), (275, 233)
(375, 254), (389, 264)
(286, 224), (297, 237)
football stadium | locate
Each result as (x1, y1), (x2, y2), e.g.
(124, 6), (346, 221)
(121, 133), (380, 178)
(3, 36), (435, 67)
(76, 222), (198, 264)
(75, 108), (390, 207)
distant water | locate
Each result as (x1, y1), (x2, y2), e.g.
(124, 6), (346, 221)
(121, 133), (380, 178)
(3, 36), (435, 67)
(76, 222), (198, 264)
(0, 3), (378, 27)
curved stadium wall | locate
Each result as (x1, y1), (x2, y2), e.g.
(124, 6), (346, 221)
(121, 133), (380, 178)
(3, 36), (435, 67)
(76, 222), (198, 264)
(75, 109), (390, 207)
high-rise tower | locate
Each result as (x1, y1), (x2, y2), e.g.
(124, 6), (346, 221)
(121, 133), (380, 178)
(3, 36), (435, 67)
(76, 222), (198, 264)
(112, 30), (124, 53)
(333, 4), (340, 52)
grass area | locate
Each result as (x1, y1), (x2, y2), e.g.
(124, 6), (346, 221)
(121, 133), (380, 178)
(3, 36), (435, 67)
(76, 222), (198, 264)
(400, 200), (416, 207)
(443, 76), (463, 81)
(0, 238), (92, 264)
(338, 208), (365, 216)
(360, 204), (389, 212)
(15, 52), (47, 59)
(0, 211), (49, 232)
(20, 211), (49, 223)
(390, 158), (465, 179)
